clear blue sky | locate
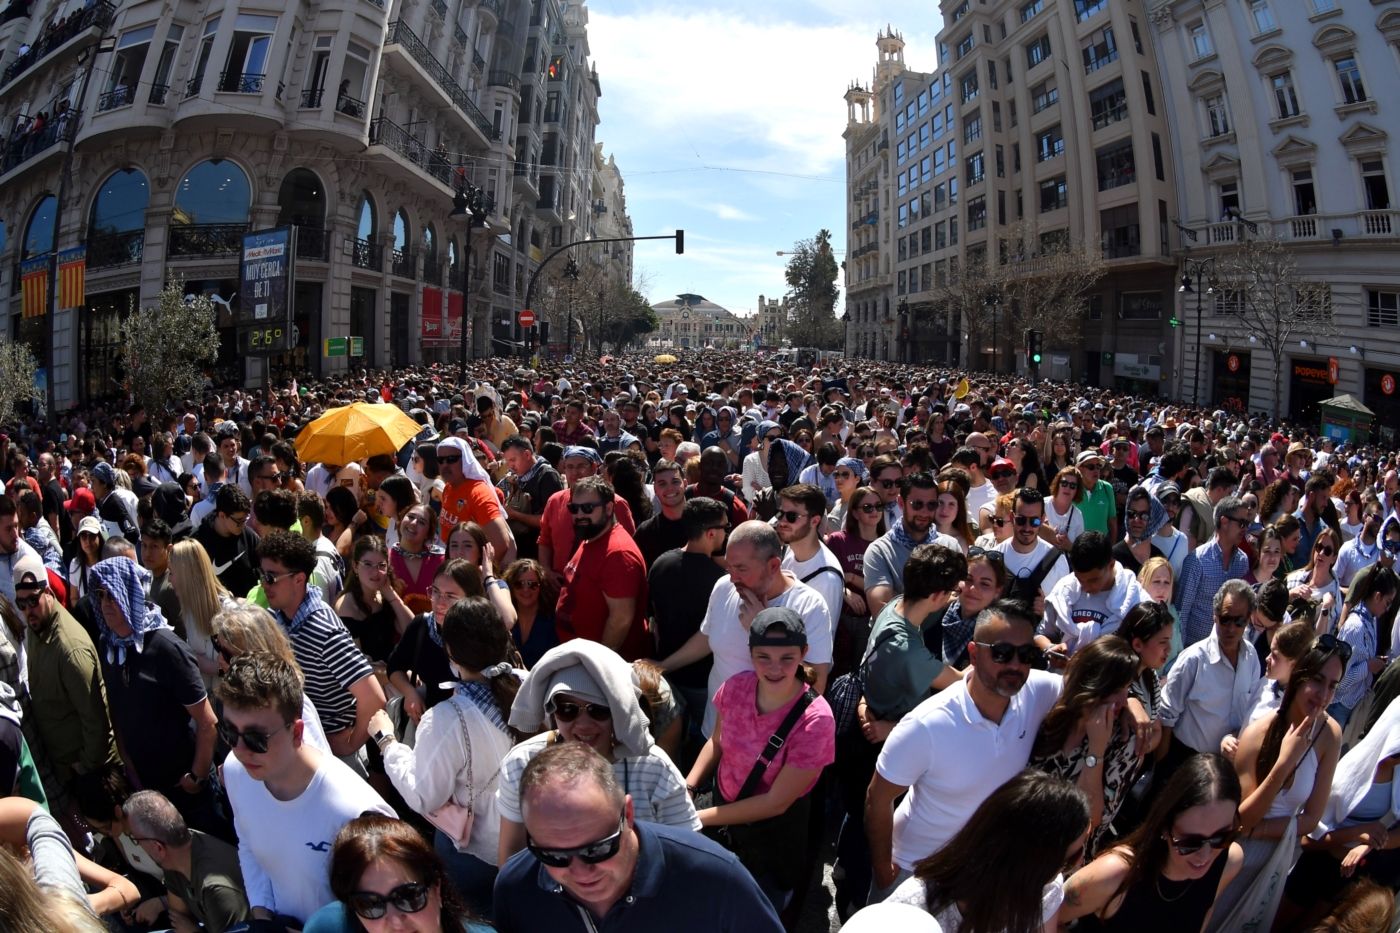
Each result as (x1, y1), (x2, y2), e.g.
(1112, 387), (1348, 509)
(587, 0), (942, 319)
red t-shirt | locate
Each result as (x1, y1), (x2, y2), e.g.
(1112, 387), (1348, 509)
(439, 479), (504, 540)
(537, 489), (636, 576)
(556, 522), (650, 660)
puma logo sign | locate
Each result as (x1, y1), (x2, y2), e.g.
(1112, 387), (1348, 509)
(305, 840), (331, 852)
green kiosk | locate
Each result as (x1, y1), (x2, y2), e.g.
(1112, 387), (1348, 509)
(1318, 393), (1374, 446)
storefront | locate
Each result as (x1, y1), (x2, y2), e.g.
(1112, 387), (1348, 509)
(1111, 352), (1162, 397)
(1365, 366), (1400, 447)
(1288, 356), (1334, 425)
(80, 288), (138, 402)
(1212, 350), (1251, 415)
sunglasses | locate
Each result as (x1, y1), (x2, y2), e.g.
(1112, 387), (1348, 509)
(1014, 515), (1043, 528)
(990, 471), (1016, 480)
(776, 509), (811, 524)
(1314, 545), (1335, 557)
(1058, 482), (1080, 490)
(217, 720), (291, 754)
(974, 641), (1044, 666)
(989, 516), (1007, 527)
(856, 502), (882, 514)
(1384, 541), (1400, 554)
(1126, 509), (1150, 521)
(876, 479), (900, 488)
(568, 501), (604, 515)
(1166, 827), (1238, 856)
(1216, 612), (1250, 628)
(13, 590), (44, 610)
(527, 811), (627, 868)
(833, 470), (855, 479)
(549, 700), (612, 723)
(348, 881), (431, 920)
(905, 499), (937, 512)
(259, 569), (298, 586)
(437, 454), (463, 464)
(511, 579), (542, 590)
(967, 547), (1005, 563)
(1317, 632), (1354, 663)
(210, 632), (237, 662)
(1218, 514), (1249, 527)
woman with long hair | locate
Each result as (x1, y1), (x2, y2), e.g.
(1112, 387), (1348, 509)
(1042, 425), (1076, 476)
(168, 539), (239, 690)
(1329, 566), (1399, 727)
(1208, 642), (1344, 931)
(1246, 578), (1290, 677)
(823, 457), (868, 534)
(1274, 514), (1304, 578)
(933, 479), (974, 553)
(409, 444), (445, 513)
(926, 410), (954, 468)
(1243, 620), (1318, 730)
(306, 814), (491, 932)
(1030, 636), (1142, 852)
(390, 503), (445, 617)
(933, 549), (1008, 669)
(1246, 525), (1285, 586)
(1116, 600), (1175, 776)
(446, 522), (487, 566)
(387, 557), (516, 725)
(1041, 466), (1086, 548)
(861, 770), (1090, 933)
(827, 484), (887, 623)
(685, 609), (835, 910)
(371, 597), (521, 916)
(65, 514), (104, 618)
(1005, 435), (1047, 492)
(324, 485), (360, 558)
(210, 604), (330, 753)
(1286, 527), (1344, 634)
(1340, 489), (1365, 541)
(1060, 753), (1244, 932)
(1258, 478), (1297, 527)
(374, 474), (418, 549)
(502, 558), (557, 668)
(335, 536), (414, 664)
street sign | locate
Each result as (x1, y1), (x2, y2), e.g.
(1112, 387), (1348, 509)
(239, 227), (296, 354)
(519, 309), (536, 328)
(324, 336), (347, 357)
(350, 336), (365, 357)
(1327, 357), (1340, 386)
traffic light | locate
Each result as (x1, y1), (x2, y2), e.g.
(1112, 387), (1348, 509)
(1025, 329), (1043, 367)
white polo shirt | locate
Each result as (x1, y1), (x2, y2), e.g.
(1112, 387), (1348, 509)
(699, 575), (832, 737)
(876, 669), (1062, 870)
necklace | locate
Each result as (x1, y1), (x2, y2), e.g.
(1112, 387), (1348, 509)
(1154, 872), (1196, 904)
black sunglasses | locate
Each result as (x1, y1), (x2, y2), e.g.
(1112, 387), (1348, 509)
(437, 454), (463, 464)
(1013, 515), (1043, 528)
(1317, 632), (1354, 664)
(1166, 827), (1238, 856)
(568, 501), (604, 515)
(876, 479), (900, 488)
(776, 509), (809, 524)
(217, 720), (291, 754)
(974, 641), (1043, 666)
(511, 579), (542, 590)
(856, 502), (882, 514)
(527, 811), (627, 868)
(348, 881), (431, 920)
(549, 700), (612, 723)
(13, 589), (45, 610)
(1216, 612), (1250, 628)
(967, 547), (1005, 563)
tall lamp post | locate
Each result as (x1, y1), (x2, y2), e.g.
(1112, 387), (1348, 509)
(897, 298), (909, 364)
(563, 256), (579, 358)
(984, 293), (1002, 373)
(450, 182), (493, 386)
(1178, 257), (1215, 406)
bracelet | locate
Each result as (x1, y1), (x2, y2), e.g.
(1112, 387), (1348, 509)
(184, 771), (204, 788)
(685, 784), (698, 797)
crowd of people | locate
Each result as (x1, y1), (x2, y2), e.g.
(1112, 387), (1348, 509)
(0, 349), (1398, 933)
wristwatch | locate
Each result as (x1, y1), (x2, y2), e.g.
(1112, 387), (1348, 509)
(1083, 753), (1101, 769)
(371, 726), (393, 749)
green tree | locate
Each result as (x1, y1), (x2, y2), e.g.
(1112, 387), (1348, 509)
(0, 341), (41, 428)
(598, 284), (659, 351)
(122, 280), (220, 414)
(783, 229), (841, 348)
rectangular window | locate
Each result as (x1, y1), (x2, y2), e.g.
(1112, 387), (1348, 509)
(934, 148), (947, 176)
(967, 196), (987, 230)
(1075, 0), (1107, 21)
(935, 183), (947, 212)
(1039, 176), (1068, 212)
(1025, 34), (1052, 69)
(967, 151), (985, 185)
(964, 114), (982, 144)
(956, 32), (975, 59)
(950, 217), (959, 245)
(1368, 289), (1400, 327)
(1293, 168), (1317, 215)
(988, 60), (998, 90)
(1152, 133), (1165, 181)
(1142, 72), (1156, 115)
(1089, 78), (1127, 130)
(898, 204), (909, 229)
(921, 156), (932, 185)
(1036, 125), (1064, 162)
(1189, 21), (1212, 59)
(1271, 71), (1300, 118)
(1334, 55), (1367, 104)
(1204, 93), (1231, 137)
(950, 176), (958, 205)
(1220, 180), (1240, 219)
(995, 144), (1005, 178)
(898, 237), (908, 262)
(1083, 27), (1117, 74)
(992, 101), (1002, 132)
(936, 221), (947, 249)
(1020, 0), (1044, 23)
(898, 271), (907, 295)
(1031, 80), (1058, 114)
(1096, 138), (1136, 191)
(221, 13), (278, 92)
(1101, 204), (1141, 258)
(1249, 0), (1275, 33)
(921, 227), (932, 252)
(960, 70), (979, 103)
(1362, 160), (1391, 210)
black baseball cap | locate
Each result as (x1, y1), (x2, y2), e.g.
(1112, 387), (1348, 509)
(749, 607), (807, 648)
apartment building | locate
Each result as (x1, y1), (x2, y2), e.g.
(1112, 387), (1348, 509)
(1150, 0), (1400, 431)
(0, 0), (627, 406)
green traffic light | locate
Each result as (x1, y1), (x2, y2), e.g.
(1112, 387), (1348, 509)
(1032, 353), (1042, 364)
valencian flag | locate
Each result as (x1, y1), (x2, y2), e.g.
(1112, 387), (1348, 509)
(19, 257), (48, 319)
(57, 246), (85, 309)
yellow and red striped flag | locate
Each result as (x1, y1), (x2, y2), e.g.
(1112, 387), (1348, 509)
(19, 257), (48, 318)
(57, 245), (85, 309)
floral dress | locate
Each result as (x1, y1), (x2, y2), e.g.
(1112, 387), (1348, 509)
(1030, 724), (1139, 855)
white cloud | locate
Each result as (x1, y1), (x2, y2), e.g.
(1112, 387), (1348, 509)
(711, 203), (757, 222)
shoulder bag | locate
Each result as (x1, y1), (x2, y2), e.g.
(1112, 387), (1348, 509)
(424, 697), (497, 849)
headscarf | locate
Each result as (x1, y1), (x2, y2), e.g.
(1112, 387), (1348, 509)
(837, 456), (869, 482)
(1127, 484), (1168, 542)
(436, 436), (493, 484)
(1314, 688), (1400, 838)
(767, 437), (812, 486)
(88, 557), (173, 666)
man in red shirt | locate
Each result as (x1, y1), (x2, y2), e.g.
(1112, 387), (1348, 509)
(436, 436), (516, 570)
(538, 446), (634, 584)
(551, 399), (595, 447)
(555, 475), (649, 660)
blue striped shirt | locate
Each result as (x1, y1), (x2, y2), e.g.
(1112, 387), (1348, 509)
(1335, 605), (1379, 711)
(1174, 538), (1249, 646)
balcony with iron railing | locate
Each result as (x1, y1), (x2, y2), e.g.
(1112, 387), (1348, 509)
(295, 227), (329, 261)
(368, 116), (452, 188)
(488, 70), (520, 91)
(86, 230), (144, 269)
(422, 256), (441, 285)
(300, 88), (323, 109)
(217, 71), (281, 97)
(453, 24), (467, 47)
(96, 85), (136, 112)
(168, 223), (249, 257)
(383, 20), (493, 142)
(352, 237), (382, 271)
(148, 84), (169, 105)
(431, 0), (447, 18)
(472, 49), (485, 73)
(336, 91), (366, 117)
(0, 114), (73, 177)
(390, 247), (416, 278)
(0, 0), (113, 91)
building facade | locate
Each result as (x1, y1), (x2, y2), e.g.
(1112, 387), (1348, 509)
(652, 293), (751, 350)
(1150, 0), (1400, 432)
(757, 292), (786, 348)
(0, 0), (628, 407)
(844, 3), (1181, 392)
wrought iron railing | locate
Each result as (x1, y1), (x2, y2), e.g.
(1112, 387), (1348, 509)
(488, 70), (520, 91)
(218, 71), (267, 93)
(1, 116), (73, 174)
(185, 75), (202, 98)
(168, 223), (248, 257)
(453, 24), (467, 47)
(368, 116), (452, 186)
(148, 83), (169, 105)
(300, 88), (323, 108)
(96, 85), (135, 111)
(422, 257), (441, 285)
(336, 92), (366, 117)
(390, 247), (416, 278)
(431, 0), (447, 16)
(86, 230), (144, 268)
(352, 238), (381, 270)
(472, 48), (485, 72)
(288, 227), (326, 261)
(1, 0), (113, 86)
(384, 20), (493, 138)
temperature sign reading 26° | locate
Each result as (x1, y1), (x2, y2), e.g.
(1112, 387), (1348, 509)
(238, 227), (298, 354)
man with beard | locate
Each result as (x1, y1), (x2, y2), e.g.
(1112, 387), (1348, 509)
(863, 473), (963, 618)
(555, 475), (649, 660)
(776, 483), (844, 628)
(633, 459), (689, 567)
(864, 600), (1060, 902)
(538, 447), (635, 585)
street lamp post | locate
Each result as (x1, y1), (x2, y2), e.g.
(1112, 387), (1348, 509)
(1178, 257), (1216, 406)
(897, 298), (909, 364)
(450, 182), (493, 386)
(563, 256), (579, 358)
(984, 294), (1002, 373)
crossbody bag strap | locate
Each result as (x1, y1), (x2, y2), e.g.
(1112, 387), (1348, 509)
(736, 687), (817, 801)
(447, 697), (475, 813)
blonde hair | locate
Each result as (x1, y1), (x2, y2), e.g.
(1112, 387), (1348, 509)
(1138, 556), (1174, 590)
(0, 848), (105, 932)
(211, 605), (300, 674)
(169, 540), (232, 640)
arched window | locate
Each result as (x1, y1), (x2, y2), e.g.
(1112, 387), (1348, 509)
(393, 208), (409, 251)
(422, 223), (437, 261)
(22, 195), (56, 259)
(355, 193), (376, 240)
(173, 159), (251, 225)
(89, 169), (150, 235)
(276, 168), (325, 227)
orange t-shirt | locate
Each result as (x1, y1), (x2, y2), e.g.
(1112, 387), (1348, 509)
(440, 478), (504, 539)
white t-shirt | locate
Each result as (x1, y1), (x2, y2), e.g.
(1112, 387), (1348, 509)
(699, 576), (833, 736)
(782, 543), (844, 629)
(1043, 498), (1084, 543)
(225, 750), (395, 923)
(876, 670), (1062, 869)
(995, 538), (1070, 598)
(887, 872), (1064, 930)
(966, 481), (997, 531)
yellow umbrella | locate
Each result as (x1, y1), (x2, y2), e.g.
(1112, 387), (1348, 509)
(295, 402), (424, 465)
(654, 353), (678, 364)
(954, 377), (971, 399)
